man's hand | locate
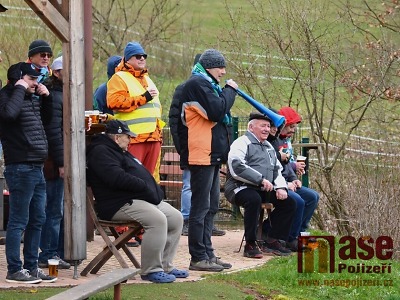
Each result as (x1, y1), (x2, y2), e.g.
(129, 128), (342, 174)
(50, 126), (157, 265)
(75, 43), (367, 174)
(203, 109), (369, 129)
(260, 178), (273, 192)
(35, 83), (50, 96)
(15, 79), (29, 89)
(295, 161), (306, 175)
(226, 79), (238, 90)
(279, 149), (291, 162)
(59, 167), (65, 178)
(147, 88), (158, 98)
(287, 182), (297, 191)
(276, 189), (288, 200)
(293, 179), (302, 189)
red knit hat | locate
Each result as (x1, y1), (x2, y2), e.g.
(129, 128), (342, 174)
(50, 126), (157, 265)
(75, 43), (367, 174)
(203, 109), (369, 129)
(278, 106), (302, 125)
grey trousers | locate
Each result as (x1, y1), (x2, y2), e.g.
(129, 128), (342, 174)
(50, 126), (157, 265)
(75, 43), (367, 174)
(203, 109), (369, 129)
(112, 200), (183, 275)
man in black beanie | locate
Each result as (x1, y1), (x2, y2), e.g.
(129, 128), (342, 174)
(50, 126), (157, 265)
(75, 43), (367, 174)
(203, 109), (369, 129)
(27, 39), (53, 84)
(177, 49), (238, 271)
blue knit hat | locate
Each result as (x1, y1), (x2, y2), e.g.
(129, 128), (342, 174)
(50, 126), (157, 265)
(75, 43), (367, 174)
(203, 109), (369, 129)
(124, 42), (146, 61)
(107, 55), (122, 79)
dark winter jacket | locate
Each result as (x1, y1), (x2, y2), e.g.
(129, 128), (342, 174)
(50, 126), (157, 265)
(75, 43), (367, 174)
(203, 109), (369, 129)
(0, 62), (52, 165)
(177, 74), (236, 167)
(86, 134), (164, 220)
(169, 83), (184, 154)
(43, 76), (64, 179)
(267, 134), (297, 182)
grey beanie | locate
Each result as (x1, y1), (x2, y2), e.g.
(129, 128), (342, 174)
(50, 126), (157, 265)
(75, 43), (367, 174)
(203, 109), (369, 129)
(28, 40), (53, 57)
(199, 49), (226, 69)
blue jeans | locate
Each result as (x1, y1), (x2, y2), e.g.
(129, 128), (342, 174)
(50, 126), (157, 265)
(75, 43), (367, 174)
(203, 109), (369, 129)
(188, 165), (220, 262)
(180, 169), (191, 220)
(39, 177), (64, 262)
(4, 163), (47, 274)
(288, 186), (319, 241)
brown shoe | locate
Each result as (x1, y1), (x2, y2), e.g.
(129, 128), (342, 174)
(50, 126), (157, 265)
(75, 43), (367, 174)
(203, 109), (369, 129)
(244, 242), (263, 259)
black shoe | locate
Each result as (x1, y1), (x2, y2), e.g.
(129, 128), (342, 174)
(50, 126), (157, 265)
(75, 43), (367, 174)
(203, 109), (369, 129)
(262, 240), (292, 256)
(30, 268), (57, 283)
(38, 255), (71, 269)
(212, 227), (226, 236)
(209, 257), (232, 269)
(181, 220), (189, 236)
(244, 242), (263, 259)
(286, 239), (307, 252)
(189, 259), (224, 272)
(6, 269), (41, 284)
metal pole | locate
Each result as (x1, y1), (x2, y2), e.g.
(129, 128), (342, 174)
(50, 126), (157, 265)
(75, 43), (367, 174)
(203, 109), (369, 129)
(301, 137), (310, 187)
(232, 116), (239, 140)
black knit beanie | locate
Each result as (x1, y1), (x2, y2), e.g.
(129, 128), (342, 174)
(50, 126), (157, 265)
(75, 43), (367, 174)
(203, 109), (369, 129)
(28, 40), (53, 57)
(199, 49), (226, 69)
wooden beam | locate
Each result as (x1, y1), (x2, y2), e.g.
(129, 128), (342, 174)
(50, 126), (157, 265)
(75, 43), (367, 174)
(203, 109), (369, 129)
(63, 0), (87, 263)
(24, 0), (69, 42)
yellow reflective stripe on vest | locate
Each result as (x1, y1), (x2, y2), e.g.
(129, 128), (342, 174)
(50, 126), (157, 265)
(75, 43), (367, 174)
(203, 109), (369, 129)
(114, 71), (163, 134)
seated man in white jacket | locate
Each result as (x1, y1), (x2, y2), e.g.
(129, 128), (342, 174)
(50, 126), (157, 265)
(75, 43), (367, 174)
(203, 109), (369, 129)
(224, 112), (296, 258)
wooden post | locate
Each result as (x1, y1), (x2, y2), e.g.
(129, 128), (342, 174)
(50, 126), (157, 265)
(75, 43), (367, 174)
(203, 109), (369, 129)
(63, 0), (87, 264)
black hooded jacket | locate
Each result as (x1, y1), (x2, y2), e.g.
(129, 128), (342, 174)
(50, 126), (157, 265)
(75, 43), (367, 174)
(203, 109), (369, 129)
(86, 134), (164, 220)
(169, 82), (184, 154)
(43, 76), (64, 179)
(0, 62), (53, 165)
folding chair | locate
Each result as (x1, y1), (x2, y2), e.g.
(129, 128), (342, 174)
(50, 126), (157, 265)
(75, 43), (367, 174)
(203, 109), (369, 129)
(81, 187), (143, 276)
(236, 202), (274, 253)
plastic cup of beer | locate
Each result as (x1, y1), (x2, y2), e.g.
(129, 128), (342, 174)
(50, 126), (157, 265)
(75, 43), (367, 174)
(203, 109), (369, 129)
(90, 110), (100, 125)
(48, 259), (59, 277)
(296, 155), (307, 163)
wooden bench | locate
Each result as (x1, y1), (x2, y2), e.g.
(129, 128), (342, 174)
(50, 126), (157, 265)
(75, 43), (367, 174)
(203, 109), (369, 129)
(46, 268), (139, 300)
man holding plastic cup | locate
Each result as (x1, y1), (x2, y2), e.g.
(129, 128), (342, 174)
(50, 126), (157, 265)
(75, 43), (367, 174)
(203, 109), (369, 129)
(271, 107), (320, 252)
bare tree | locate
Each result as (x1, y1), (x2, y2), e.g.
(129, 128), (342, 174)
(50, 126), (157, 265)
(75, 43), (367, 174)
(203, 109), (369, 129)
(220, 0), (400, 235)
(92, 0), (184, 60)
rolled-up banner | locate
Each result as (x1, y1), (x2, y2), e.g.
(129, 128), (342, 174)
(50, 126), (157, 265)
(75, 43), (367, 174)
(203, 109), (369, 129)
(236, 89), (286, 127)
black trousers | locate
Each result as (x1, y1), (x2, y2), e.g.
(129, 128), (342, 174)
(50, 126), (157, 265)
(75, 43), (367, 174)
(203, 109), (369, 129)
(235, 188), (296, 243)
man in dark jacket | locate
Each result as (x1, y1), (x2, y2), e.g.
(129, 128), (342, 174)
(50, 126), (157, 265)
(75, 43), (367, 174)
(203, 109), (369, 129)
(38, 56), (70, 270)
(169, 53), (226, 237)
(271, 107), (320, 251)
(177, 49), (238, 272)
(86, 120), (188, 283)
(0, 62), (56, 284)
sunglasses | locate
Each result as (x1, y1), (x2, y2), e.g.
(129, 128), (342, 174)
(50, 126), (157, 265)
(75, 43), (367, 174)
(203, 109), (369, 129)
(39, 53), (53, 58)
(134, 54), (147, 60)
